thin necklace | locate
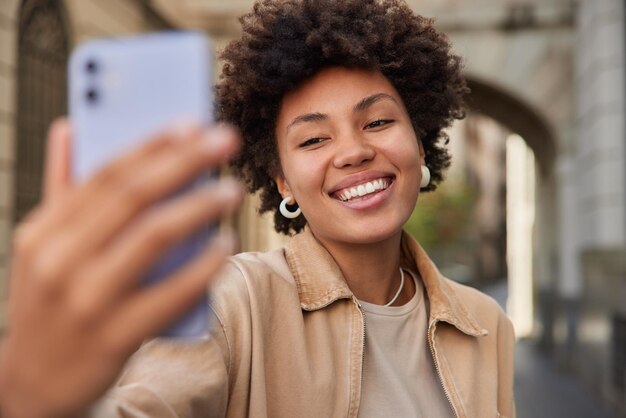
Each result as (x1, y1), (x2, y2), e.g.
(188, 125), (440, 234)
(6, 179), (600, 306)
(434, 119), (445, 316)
(384, 267), (405, 307)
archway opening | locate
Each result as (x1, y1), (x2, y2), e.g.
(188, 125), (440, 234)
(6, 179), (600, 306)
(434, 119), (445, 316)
(466, 77), (558, 342)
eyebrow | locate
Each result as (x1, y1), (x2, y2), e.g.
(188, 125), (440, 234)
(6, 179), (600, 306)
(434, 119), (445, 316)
(285, 93), (398, 133)
(353, 93), (398, 112)
(286, 112), (328, 133)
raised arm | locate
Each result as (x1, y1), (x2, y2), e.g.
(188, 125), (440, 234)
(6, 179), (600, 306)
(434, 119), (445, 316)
(0, 119), (242, 418)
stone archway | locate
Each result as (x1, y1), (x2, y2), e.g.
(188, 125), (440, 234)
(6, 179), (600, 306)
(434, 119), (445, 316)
(466, 75), (558, 344)
(466, 77), (556, 176)
(13, 0), (70, 223)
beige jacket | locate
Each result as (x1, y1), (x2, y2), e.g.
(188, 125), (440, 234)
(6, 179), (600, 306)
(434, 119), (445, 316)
(93, 229), (515, 418)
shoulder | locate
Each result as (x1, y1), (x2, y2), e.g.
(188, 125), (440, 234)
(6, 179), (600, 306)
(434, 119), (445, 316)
(443, 278), (515, 340)
(228, 249), (293, 282)
(212, 248), (295, 298)
(207, 249), (299, 367)
(209, 248), (299, 324)
(443, 279), (503, 316)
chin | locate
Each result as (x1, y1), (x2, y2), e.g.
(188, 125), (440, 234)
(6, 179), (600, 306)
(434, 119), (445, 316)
(335, 221), (404, 245)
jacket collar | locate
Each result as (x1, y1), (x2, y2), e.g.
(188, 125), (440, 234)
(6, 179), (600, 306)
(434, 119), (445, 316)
(285, 227), (486, 337)
(284, 227), (354, 311)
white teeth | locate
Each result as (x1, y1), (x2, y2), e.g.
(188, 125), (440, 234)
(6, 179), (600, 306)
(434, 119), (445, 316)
(336, 178), (391, 201)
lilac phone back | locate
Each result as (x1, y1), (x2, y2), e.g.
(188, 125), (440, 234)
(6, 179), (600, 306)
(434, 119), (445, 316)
(69, 32), (214, 338)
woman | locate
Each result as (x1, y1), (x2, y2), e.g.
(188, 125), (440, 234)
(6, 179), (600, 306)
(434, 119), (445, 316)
(0, 0), (515, 417)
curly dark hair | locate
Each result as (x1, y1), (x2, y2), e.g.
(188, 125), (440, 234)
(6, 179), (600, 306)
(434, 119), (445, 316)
(217, 0), (468, 235)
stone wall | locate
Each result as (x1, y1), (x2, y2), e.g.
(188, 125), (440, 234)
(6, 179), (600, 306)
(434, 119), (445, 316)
(563, 3), (626, 413)
(579, 248), (626, 415)
(575, 0), (626, 249)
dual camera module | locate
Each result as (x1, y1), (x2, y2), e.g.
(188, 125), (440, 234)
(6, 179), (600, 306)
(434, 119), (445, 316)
(84, 59), (99, 104)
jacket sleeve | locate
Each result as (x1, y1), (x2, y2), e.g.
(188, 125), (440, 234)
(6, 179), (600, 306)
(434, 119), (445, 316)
(497, 312), (516, 418)
(88, 322), (230, 418)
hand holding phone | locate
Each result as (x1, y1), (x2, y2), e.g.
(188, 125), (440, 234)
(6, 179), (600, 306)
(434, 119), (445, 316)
(0, 33), (243, 418)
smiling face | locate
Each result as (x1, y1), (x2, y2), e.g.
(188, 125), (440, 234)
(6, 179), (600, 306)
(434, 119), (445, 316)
(275, 67), (425, 246)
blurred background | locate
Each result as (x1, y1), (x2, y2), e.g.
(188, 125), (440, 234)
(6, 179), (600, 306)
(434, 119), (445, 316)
(0, 0), (624, 416)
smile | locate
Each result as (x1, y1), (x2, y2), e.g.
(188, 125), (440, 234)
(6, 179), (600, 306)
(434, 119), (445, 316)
(334, 177), (392, 202)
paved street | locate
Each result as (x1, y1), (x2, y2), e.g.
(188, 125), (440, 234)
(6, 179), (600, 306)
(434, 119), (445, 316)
(514, 339), (617, 418)
(483, 281), (619, 418)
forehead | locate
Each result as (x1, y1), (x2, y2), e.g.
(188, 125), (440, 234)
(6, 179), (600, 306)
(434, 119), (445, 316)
(277, 67), (405, 126)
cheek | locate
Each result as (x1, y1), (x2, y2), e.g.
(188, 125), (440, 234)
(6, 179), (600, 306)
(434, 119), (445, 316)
(394, 145), (419, 165)
(282, 154), (328, 200)
(384, 133), (421, 170)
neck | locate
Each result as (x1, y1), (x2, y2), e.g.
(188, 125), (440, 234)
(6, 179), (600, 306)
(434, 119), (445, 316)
(311, 229), (414, 306)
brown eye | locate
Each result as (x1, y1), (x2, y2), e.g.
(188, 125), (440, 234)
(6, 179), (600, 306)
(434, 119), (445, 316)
(299, 137), (327, 148)
(365, 119), (393, 129)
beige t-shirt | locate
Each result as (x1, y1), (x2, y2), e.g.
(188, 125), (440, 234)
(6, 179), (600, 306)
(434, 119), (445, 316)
(357, 270), (454, 418)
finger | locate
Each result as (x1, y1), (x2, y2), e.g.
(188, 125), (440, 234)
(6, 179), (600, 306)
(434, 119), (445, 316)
(27, 123), (193, 241)
(58, 125), (239, 260)
(66, 178), (243, 314)
(102, 231), (236, 353)
(43, 118), (73, 204)
(26, 126), (240, 288)
(15, 123), (180, 268)
(84, 124), (238, 198)
(51, 124), (238, 242)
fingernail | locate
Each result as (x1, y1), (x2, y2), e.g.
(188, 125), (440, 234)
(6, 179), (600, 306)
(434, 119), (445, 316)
(169, 119), (202, 141)
(214, 178), (244, 202)
(215, 229), (237, 254)
(203, 126), (236, 153)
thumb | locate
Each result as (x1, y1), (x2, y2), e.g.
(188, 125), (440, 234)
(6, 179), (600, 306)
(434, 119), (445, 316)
(43, 117), (73, 204)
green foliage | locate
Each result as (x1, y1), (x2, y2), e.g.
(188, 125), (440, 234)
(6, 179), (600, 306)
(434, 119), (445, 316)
(404, 184), (478, 254)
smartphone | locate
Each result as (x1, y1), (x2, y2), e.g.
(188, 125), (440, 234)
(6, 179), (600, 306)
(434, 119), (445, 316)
(69, 31), (215, 339)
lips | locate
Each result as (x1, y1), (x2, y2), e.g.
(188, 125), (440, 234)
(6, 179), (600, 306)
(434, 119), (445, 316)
(329, 174), (395, 202)
(335, 178), (391, 201)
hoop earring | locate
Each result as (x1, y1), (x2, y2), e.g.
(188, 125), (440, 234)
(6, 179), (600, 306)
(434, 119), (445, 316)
(279, 196), (301, 219)
(420, 165), (431, 189)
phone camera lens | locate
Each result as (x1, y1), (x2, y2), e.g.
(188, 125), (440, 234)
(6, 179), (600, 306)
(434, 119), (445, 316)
(85, 59), (98, 74)
(86, 88), (98, 104)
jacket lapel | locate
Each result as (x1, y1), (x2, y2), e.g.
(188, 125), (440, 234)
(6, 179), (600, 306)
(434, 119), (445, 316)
(401, 231), (487, 337)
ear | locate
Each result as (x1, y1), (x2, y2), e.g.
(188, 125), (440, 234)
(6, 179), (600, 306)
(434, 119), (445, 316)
(417, 139), (426, 165)
(275, 174), (293, 200)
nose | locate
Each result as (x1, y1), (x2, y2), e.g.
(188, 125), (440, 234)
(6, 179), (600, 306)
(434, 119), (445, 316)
(332, 133), (375, 168)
